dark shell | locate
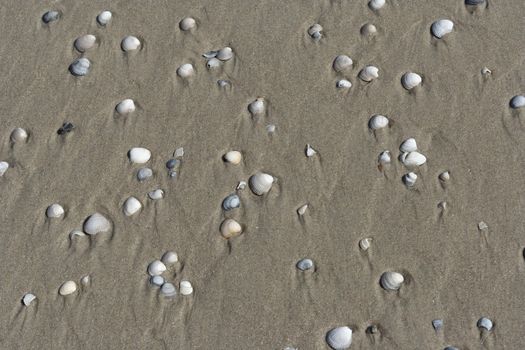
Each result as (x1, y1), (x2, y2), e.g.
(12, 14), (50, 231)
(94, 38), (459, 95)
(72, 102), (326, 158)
(465, 0), (485, 4)
(57, 122), (74, 135)
(42, 10), (60, 24)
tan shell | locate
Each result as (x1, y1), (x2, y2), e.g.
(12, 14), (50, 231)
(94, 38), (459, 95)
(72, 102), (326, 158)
(220, 219), (243, 239)
(223, 151), (242, 165)
(59, 280), (77, 296)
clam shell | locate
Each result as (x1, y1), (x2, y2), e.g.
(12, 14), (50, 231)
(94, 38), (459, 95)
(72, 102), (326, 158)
(121, 36), (141, 51)
(369, 0), (386, 10)
(128, 147), (151, 164)
(22, 293), (36, 306)
(148, 189), (164, 200)
(368, 115), (389, 130)
(59, 281), (77, 296)
(220, 218), (243, 238)
(223, 151), (242, 165)
(308, 24), (323, 40)
(359, 66), (379, 82)
(147, 260), (166, 276)
(150, 275), (165, 287)
(248, 98), (265, 116)
(222, 194), (241, 211)
(161, 251), (178, 264)
(206, 58), (221, 69)
(217, 47), (233, 61)
(81, 275), (90, 286)
(359, 238), (372, 251)
(74, 34), (96, 52)
(11, 128), (28, 143)
(116, 98), (136, 114)
(332, 55), (353, 72)
(431, 19), (454, 39)
(83, 213), (111, 235)
(180, 280), (194, 295)
(477, 317), (493, 331)
(297, 204), (308, 216)
(0, 161), (9, 176)
(42, 10), (60, 24)
(177, 63), (195, 78)
(137, 167), (153, 182)
(439, 171), (450, 182)
(69, 58), (91, 76)
(401, 72), (422, 90)
(360, 23), (377, 36)
(466, 0), (485, 4)
(400, 138), (417, 153)
(296, 258), (314, 271)
(432, 319), (443, 331)
(249, 172), (274, 195)
(326, 326), (353, 350)
(97, 11), (112, 26)
(305, 144), (317, 157)
(401, 151), (427, 167)
(403, 172), (418, 187)
(336, 79), (352, 89)
(160, 282), (177, 297)
(179, 17), (196, 31)
(378, 151), (391, 164)
(380, 271), (404, 291)
(123, 196), (142, 216)
(510, 95), (525, 109)
(46, 203), (64, 218)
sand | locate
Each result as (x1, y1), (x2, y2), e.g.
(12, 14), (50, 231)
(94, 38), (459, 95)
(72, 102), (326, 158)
(1, 0), (524, 349)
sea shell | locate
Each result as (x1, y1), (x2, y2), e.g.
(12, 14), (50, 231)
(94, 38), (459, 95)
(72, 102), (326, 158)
(369, 0), (386, 10)
(368, 115), (389, 130)
(478, 221), (488, 231)
(217, 47), (233, 61)
(22, 293), (37, 306)
(249, 172), (274, 195)
(206, 58), (221, 69)
(128, 147), (151, 164)
(248, 98), (266, 117)
(69, 58), (91, 76)
(359, 238), (372, 251)
(57, 122), (75, 135)
(177, 63), (195, 78)
(166, 159), (180, 169)
(97, 11), (112, 26)
(431, 19), (454, 39)
(223, 151), (242, 165)
(326, 326), (353, 350)
(121, 36), (141, 51)
(237, 181), (247, 190)
(297, 204), (308, 216)
(510, 95), (525, 109)
(477, 317), (493, 331)
(137, 167), (153, 182)
(465, 0), (485, 4)
(336, 79), (352, 89)
(69, 229), (86, 240)
(174, 147), (184, 158)
(147, 260), (167, 276)
(481, 67), (491, 75)
(305, 144), (317, 157)
(308, 24), (323, 40)
(116, 98), (136, 115)
(148, 189), (164, 200)
(150, 275), (164, 287)
(400, 138), (417, 152)
(83, 213), (111, 235)
(42, 10), (60, 24)
(432, 319), (443, 331)
(266, 124), (276, 133)
(444, 347), (460, 350)
(333, 55), (353, 72)
(222, 194), (241, 211)
(360, 23), (377, 36)
(401, 72), (422, 90)
(46, 203), (64, 218)
(220, 218), (243, 239)
(296, 258), (314, 271)
(161, 251), (178, 264)
(74, 34), (97, 52)
(439, 171), (450, 182)
(0, 161), (9, 176)
(359, 66), (379, 82)
(180, 280), (194, 295)
(81, 275), (90, 286)
(380, 271), (404, 291)
(401, 151), (427, 167)
(160, 282), (177, 297)
(59, 281), (77, 296)
(217, 79), (231, 88)
(123, 196), (142, 216)
(11, 128), (28, 143)
(169, 170), (177, 179)
(403, 172), (418, 187)
(179, 17), (196, 31)
(378, 151), (391, 164)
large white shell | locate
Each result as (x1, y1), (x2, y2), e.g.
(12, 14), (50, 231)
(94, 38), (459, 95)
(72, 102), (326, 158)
(477, 317), (493, 331)
(326, 326), (353, 350)
(220, 218), (243, 238)
(11, 128), (28, 143)
(160, 282), (177, 297)
(369, 0), (386, 10)
(116, 98), (136, 115)
(431, 19), (454, 39)
(123, 196), (142, 216)
(97, 11), (112, 25)
(147, 260), (166, 276)
(359, 66), (379, 82)
(223, 151), (242, 165)
(59, 281), (77, 296)
(401, 72), (422, 90)
(222, 194), (241, 211)
(148, 189), (164, 200)
(0, 161), (9, 176)
(380, 271), (404, 291)
(401, 151), (427, 167)
(177, 63), (195, 78)
(22, 293), (37, 306)
(217, 47), (233, 61)
(378, 151), (391, 164)
(121, 36), (141, 51)
(248, 98), (266, 117)
(83, 212), (111, 235)
(510, 95), (525, 109)
(161, 251), (178, 265)
(400, 138), (418, 153)
(179, 17), (196, 31)
(368, 115), (389, 130)
(249, 172), (274, 195)
(403, 172), (418, 187)
(180, 280), (194, 295)
(46, 203), (64, 218)
(74, 34), (97, 52)
(128, 147), (151, 164)
(332, 55), (353, 72)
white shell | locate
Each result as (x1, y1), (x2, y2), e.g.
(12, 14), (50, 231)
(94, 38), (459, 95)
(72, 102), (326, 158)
(222, 194), (241, 211)
(308, 24), (323, 40)
(401, 72), (422, 90)
(432, 319), (443, 331)
(179, 17), (196, 31)
(237, 181), (247, 190)
(206, 58), (221, 69)
(401, 151), (427, 167)
(69, 58), (91, 76)
(148, 189), (164, 200)
(174, 147), (184, 158)
(359, 238), (372, 251)
(121, 36), (141, 51)
(333, 55), (353, 72)
(400, 138), (418, 152)
(97, 11), (112, 25)
(83, 212), (111, 235)
(161, 251), (178, 265)
(128, 147), (151, 164)
(378, 151), (391, 164)
(69, 229), (86, 240)
(510, 95), (525, 109)
(22, 293), (36, 306)
(359, 66), (379, 82)
(217, 47), (233, 61)
(137, 167), (153, 182)
(380, 271), (404, 291)
(248, 98), (266, 117)
(150, 275), (164, 287)
(46, 203), (64, 218)
(431, 19), (454, 39)
(116, 98), (136, 114)
(266, 124), (276, 133)
(147, 260), (166, 276)
(297, 204), (308, 216)
(481, 67), (492, 75)
(123, 196), (142, 216)
(0, 161), (9, 176)
(368, 115), (389, 130)
(326, 326), (353, 350)
(180, 280), (194, 295)
(336, 79), (352, 89)
(360, 23), (377, 36)
(249, 172), (274, 195)
(439, 171), (450, 182)
(477, 317), (493, 331)
(220, 218), (243, 238)
(369, 0), (386, 10)
(478, 221), (488, 231)
(81, 275), (90, 286)
(177, 63), (195, 78)
(305, 144), (317, 157)
(160, 282), (177, 297)
(74, 34), (96, 52)
(59, 281), (77, 296)
(296, 258), (314, 271)
(11, 128), (28, 143)
(224, 151), (242, 165)
(403, 172), (418, 187)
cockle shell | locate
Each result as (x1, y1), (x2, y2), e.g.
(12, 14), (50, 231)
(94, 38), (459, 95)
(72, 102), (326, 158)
(431, 19), (454, 39)
(222, 194), (241, 211)
(359, 66), (379, 82)
(128, 147), (151, 164)
(11, 128), (28, 143)
(217, 47), (233, 61)
(378, 151), (391, 164)
(22, 293), (36, 306)
(361, 23), (377, 36)
(326, 326), (353, 350)
(147, 260), (166, 276)
(336, 79), (352, 89)
(510, 95), (525, 109)
(116, 98), (136, 115)
(160, 282), (177, 297)
(97, 11), (112, 26)
(403, 172), (418, 187)
(432, 319), (444, 331)
(333, 55), (353, 72)
(297, 204), (308, 216)
(121, 36), (141, 51)
(249, 172), (274, 195)
(123, 196), (142, 216)
(305, 144), (317, 157)
(69, 58), (91, 76)
(401, 72), (422, 90)
(369, 0), (386, 10)
(179, 17), (196, 31)
(359, 238), (372, 251)
(400, 138), (417, 152)
(296, 258), (314, 271)
(477, 317), (493, 331)
(0, 161), (9, 176)
(161, 251), (178, 264)
(83, 213), (111, 235)
(46, 203), (64, 218)
(308, 24), (323, 40)
(220, 218), (243, 239)
(177, 63), (195, 78)
(248, 98), (266, 117)
(137, 167), (153, 182)
(401, 151), (427, 167)
(368, 115), (389, 130)
(206, 58), (221, 69)
(148, 189), (164, 200)
(42, 11), (60, 24)
(223, 151), (242, 165)
(150, 275), (164, 287)
(380, 271), (404, 291)
(59, 281), (77, 296)
(74, 34), (97, 52)
(180, 280), (194, 295)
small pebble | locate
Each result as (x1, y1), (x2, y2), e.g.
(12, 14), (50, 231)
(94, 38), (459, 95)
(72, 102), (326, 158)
(42, 10), (60, 24)
(160, 282), (177, 297)
(69, 58), (91, 76)
(22, 293), (36, 306)
(57, 122), (75, 135)
(97, 10), (112, 26)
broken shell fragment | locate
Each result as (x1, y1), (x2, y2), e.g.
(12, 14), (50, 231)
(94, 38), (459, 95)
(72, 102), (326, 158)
(148, 189), (164, 200)
(148, 260), (167, 276)
(297, 204), (308, 216)
(249, 172), (274, 195)
(220, 218), (243, 238)
(368, 115), (389, 130)
(180, 280), (194, 295)
(248, 98), (266, 117)
(83, 213), (111, 235)
(222, 194), (241, 211)
(432, 319), (444, 331)
(439, 171), (450, 182)
(59, 281), (77, 296)
(0, 161), (9, 176)
(123, 196), (142, 216)
(296, 258), (314, 271)
(359, 66), (379, 82)
(380, 271), (405, 291)
(326, 326), (353, 350)
(22, 293), (37, 306)
(332, 55), (353, 72)
(305, 144), (317, 157)
(236, 181), (247, 190)
(223, 151), (242, 165)
(431, 19), (454, 39)
(308, 24), (323, 40)
(121, 36), (141, 51)
(401, 72), (422, 90)
(179, 17), (196, 31)
(359, 238), (372, 251)
(46, 203), (65, 218)
(403, 172), (418, 187)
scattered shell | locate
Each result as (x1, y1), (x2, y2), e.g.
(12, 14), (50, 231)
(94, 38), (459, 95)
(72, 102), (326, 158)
(22, 293), (36, 306)
(121, 36), (141, 51)
(46, 203), (65, 218)
(380, 271), (405, 291)
(297, 204), (308, 216)
(150, 275), (165, 287)
(359, 66), (379, 82)
(222, 194), (241, 211)
(401, 151), (427, 167)
(80, 275), (90, 286)
(444, 347), (460, 350)
(466, 0), (485, 4)
(477, 317), (493, 331)
(400, 138), (417, 153)
(217, 79), (231, 88)
(148, 189), (164, 200)
(369, 0), (386, 10)
(223, 151), (242, 165)
(179, 17), (196, 31)
(248, 98), (266, 117)
(305, 144), (317, 157)
(147, 260), (167, 276)
(137, 167), (153, 182)
(438, 201), (448, 211)
(74, 34), (97, 52)
(266, 124), (276, 133)
(59, 281), (77, 296)
(57, 122), (75, 135)
(360, 23), (377, 36)
(249, 172), (274, 195)
(296, 258), (314, 271)
(206, 58), (221, 69)
(169, 170), (177, 178)
(401, 72), (422, 90)
(177, 63), (195, 78)
(128, 147), (151, 164)
(368, 115), (389, 130)
(116, 98), (136, 115)
(366, 325), (379, 334)
(336, 79), (352, 89)
(308, 24), (323, 40)
(359, 238), (372, 251)
(69, 229), (86, 240)
(160, 282), (177, 297)
(432, 319), (444, 331)
(217, 47), (233, 61)
(478, 221), (488, 231)
(174, 147), (184, 158)
(326, 326), (353, 350)
(332, 55), (353, 72)
(481, 67), (491, 75)
(220, 218), (243, 239)
(237, 181), (247, 190)
(10, 128), (28, 143)
(439, 171), (450, 182)
(166, 159), (180, 170)
(161, 251), (178, 265)
(510, 95), (525, 109)
(83, 213), (111, 235)
(97, 11), (112, 26)
(180, 280), (194, 295)
(431, 19), (454, 39)
(403, 172), (418, 187)
(69, 58), (91, 76)
(123, 196), (142, 216)
(42, 11), (60, 24)
(0, 161), (9, 176)
(378, 151), (391, 164)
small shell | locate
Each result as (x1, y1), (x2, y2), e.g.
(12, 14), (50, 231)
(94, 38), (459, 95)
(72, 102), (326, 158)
(83, 213), (111, 235)
(160, 282), (177, 297)
(336, 79), (352, 89)
(161, 251), (178, 264)
(248, 98), (266, 117)
(121, 36), (141, 51)
(220, 218), (243, 239)
(128, 147), (151, 164)
(177, 63), (195, 78)
(297, 204), (308, 216)
(237, 181), (247, 190)
(22, 293), (36, 306)
(431, 19), (454, 39)
(266, 124), (276, 133)
(359, 238), (372, 251)
(432, 319), (444, 331)
(0, 161), (9, 176)
(510, 95), (525, 109)
(69, 229), (86, 240)
(150, 275), (165, 287)
(206, 58), (221, 69)
(333, 55), (353, 72)
(74, 34), (97, 52)
(326, 326), (353, 350)
(359, 66), (379, 82)
(165, 159), (179, 170)
(305, 144), (317, 157)
(438, 201), (447, 211)
(97, 11), (112, 26)
(69, 58), (91, 76)
(378, 151), (391, 164)
(439, 171), (450, 182)
(380, 271), (404, 291)
(401, 72), (422, 90)
(477, 317), (493, 331)
(481, 67), (492, 75)
(369, 0), (386, 10)
(116, 99), (136, 115)
(478, 221), (488, 231)
(123, 196), (142, 216)
(57, 122), (75, 135)
(179, 17), (196, 31)
(400, 138), (417, 153)
(217, 47), (233, 61)
(222, 194), (241, 211)
(80, 275), (90, 286)
(42, 10), (60, 24)
(308, 24), (323, 40)
(46, 203), (65, 218)
(296, 258), (314, 271)
(217, 79), (231, 88)
(59, 281), (77, 296)
(401, 151), (427, 167)
(180, 280), (194, 295)
(148, 189), (164, 200)
(466, 0), (485, 4)
(11, 128), (28, 143)
(169, 170), (178, 179)
(403, 172), (418, 187)
(147, 260), (167, 276)
(137, 167), (153, 182)
(249, 172), (274, 195)
(368, 115), (389, 130)
(444, 347), (460, 350)
(360, 23), (377, 36)
(174, 147), (184, 158)
(223, 151), (242, 165)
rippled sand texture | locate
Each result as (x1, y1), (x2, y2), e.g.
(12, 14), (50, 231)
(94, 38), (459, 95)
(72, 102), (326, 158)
(1, 0), (525, 349)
